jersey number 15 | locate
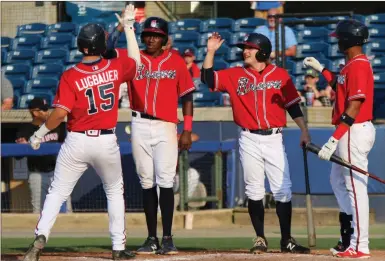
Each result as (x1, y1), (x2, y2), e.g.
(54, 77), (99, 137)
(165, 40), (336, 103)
(85, 83), (115, 115)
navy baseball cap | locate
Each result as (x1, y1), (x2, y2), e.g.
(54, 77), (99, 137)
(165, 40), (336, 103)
(28, 97), (49, 111)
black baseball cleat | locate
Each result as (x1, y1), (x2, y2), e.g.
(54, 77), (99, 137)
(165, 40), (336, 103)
(112, 249), (136, 260)
(23, 235), (46, 261)
(250, 236), (268, 254)
(280, 237), (310, 254)
(157, 236), (178, 255)
(330, 240), (346, 256)
(136, 237), (159, 254)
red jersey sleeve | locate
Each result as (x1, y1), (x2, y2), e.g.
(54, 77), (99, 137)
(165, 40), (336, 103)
(115, 48), (138, 82)
(191, 63), (201, 78)
(178, 59), (195, 97)
(52, 72), (75, 112)
(281, 71), (301, 108)
(347, 61), (371, 101)
(213, 70), (231, 92)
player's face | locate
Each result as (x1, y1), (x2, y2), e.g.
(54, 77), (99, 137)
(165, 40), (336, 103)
(31, 108), (49, 121)
(243, 46), (258, 65)
(305, 76), (318, 86)
(184, 56), (194, 64)
(143, 33), (164, 53)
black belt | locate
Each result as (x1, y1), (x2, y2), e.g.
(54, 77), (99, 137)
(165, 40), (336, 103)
(242, 128), (281, 135)
(132, 111), (161, 120)
(73, 129), (115, 137)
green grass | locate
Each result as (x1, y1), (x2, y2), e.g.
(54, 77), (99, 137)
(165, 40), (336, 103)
(2, 237), (385, 254)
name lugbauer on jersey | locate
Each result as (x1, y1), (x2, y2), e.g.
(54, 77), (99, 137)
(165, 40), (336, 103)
(136, 64), (176, 80)
(75, 70), (119, 91)
(237, 77), (282, 96)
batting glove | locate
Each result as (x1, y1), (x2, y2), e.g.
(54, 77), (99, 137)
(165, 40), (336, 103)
(318, 136), (339, 161)
(303, 57), (324, 73)
(29, 133), (42, 150)
(115, 4), (136, 29)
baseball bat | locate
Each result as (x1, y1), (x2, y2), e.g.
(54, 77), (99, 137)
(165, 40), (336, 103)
(306, 142), (385, 184)
(302, 146), (316, 247)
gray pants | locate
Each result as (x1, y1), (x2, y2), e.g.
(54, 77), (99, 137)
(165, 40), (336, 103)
(28, 171), (72, 213)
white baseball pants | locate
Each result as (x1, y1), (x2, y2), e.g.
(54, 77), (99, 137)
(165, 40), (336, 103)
(330, 121), (376, 253)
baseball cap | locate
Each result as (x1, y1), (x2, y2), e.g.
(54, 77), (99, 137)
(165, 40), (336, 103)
(28, 97), (49, 111)
(183, 48), (195, 57)
(305, 68), (319, 78)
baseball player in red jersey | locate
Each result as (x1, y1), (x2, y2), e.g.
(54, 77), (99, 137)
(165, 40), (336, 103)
(23, 5), (140, 261)
(201, 32), (311, 254)
(107, 17), (195, 255)
(304, 20), (375, 258)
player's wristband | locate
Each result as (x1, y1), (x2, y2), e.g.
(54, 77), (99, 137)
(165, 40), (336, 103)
(332, 123), (350, 140)
(35, 123), (50, 139)
(183, 115), (193, 131)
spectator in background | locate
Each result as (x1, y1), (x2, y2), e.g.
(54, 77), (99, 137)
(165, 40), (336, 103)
(250, 1), (285, 19)
(1, 76), (14, 110)
(253, 7), (297, 59)
(183, 48), (200, 79)
(303, 68), (334, 107)
(15, 98), (67, 213)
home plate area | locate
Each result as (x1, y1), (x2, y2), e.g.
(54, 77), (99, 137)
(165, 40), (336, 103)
(3, 250), (385, 261)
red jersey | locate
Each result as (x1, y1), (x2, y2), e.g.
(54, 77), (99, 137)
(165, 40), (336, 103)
(332, 54), (374, 125)
(129, 50), (195, 123)
(189, 63), (200, 78)
(53, 49), (137, 131)
(214, 64), (300, 130)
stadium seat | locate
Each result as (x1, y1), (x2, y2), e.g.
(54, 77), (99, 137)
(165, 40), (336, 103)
(331, 58), (345, 72)
(106, 21), (119, 34)
(1, 64), (31, 80)
(46, 22), (77, 35)
(368, 25), (385, 39)
(374, 72), (385, 86)
(294, 75), (305, 90)
(11, 35), (42, 50)
(24, 78), (59, 94)
(227, 46), (242, 61)
(1, 37), (12, 49)
(75, 22), (106, 35)
(1, 49), (7, 64)
(65, 63), (77, 71)
(19, 92), (54, 109)
(172, 46), (198, 57)
(295, 42), (329, 59)
(35, 49), (68, 64)
(168, 19), (202, 33)
(197, 31), (232, 47)
(213, 60), (229, 71)
(295, 16), (330, 30)
(230, 32), (248, 46)
(8, 77), (26, 94)
(296, 28), (329, 44)
(195, 44), (230, 62)
(352, 14), (367, 25)
(4, 50), (35, 64)
(40, 34), (73, 49)
(32, 63), (64, 79)
(232, 18), (266, 32)
(200, 18), (235, 32)
(366, 13), (385, 25)
(328, 16), (350, 30)
(229, 61), (243, 68)
(327, 43), (344, 58)
(17, 23), (47, 36)
(363, 40), (385, 56)
(66, 49), (83, 64)
(371, 57), (385, 73)
(193, 92), (222, 107)
(134, 22), (144, 34)
(170, 31), (200, 46)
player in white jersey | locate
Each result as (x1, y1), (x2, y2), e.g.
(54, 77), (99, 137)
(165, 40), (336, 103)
(23, 5), (140, 261)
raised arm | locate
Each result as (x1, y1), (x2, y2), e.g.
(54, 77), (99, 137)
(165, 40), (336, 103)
(201, 32), (224, 90)
(303, 57), (337, 90)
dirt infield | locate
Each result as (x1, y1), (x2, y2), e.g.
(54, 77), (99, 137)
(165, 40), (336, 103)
(3, 250), (385, 261)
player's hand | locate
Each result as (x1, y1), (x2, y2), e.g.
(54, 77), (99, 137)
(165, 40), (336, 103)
(300, 130), (311, 148)
(15, 137), (28, 144)
(179, 130), (192, 151)
(29, 133), (42, 150)
(303, 57), (324, 73)
(115, 4), (136, 29)
(318, 136), (338, 161)
(207, 32), (225, 53)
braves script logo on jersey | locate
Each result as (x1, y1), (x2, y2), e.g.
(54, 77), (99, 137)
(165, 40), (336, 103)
(237, 77), (282, 95)
(337, 74), (346, 84)
(136, 65), (176, 80)
(75, 70), (118, 91)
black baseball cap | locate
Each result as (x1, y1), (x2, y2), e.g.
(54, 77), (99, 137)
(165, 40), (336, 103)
(28, 97), (49, 111)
